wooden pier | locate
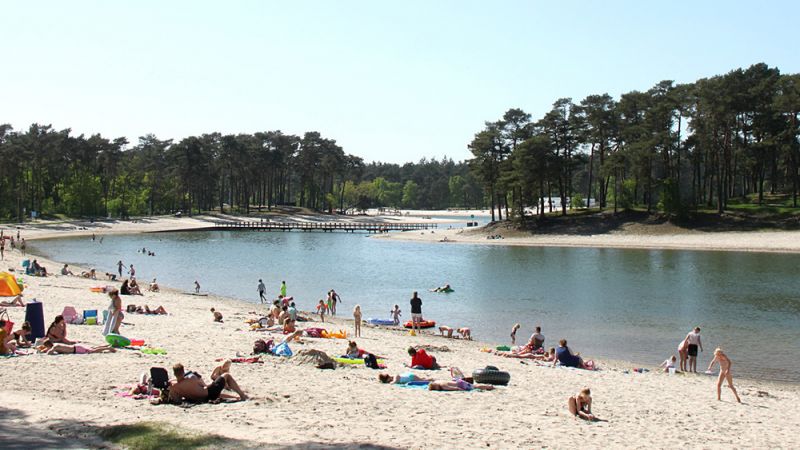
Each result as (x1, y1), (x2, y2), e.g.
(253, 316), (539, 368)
(210, 220), (436, 233)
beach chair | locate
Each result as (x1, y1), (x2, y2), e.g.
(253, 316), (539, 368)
(149, 367), (170, 390)
(61, 306), (80, 324)
(83, 309), (98, 325)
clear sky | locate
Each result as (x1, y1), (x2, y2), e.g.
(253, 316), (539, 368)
(1, 1), (798, 164)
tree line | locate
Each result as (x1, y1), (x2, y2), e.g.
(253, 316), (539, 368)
(2, 63), (797, 222)
(0, 125), (482, 220)
(469, 63), (800, 221)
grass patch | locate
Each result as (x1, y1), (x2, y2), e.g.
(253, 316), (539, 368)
(99, 422), (230, 450)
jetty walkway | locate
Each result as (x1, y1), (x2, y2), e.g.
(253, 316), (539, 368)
(208, 220), (436, 233)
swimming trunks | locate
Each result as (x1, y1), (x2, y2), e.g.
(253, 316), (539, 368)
(74, 345), (90, 354)
(687, 344), (698, 357)
(206, 376), (226, 401)
(455, 379), (473, 391)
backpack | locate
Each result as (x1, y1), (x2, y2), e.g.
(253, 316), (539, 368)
(364, 353), (379, 369)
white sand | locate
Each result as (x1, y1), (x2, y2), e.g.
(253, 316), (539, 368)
(0, 217), (798, 448)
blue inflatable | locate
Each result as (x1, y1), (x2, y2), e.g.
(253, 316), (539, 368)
(367, 318), (395, 326)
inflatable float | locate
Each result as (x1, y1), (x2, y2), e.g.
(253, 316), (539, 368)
(404, 320), (436, 329)
(472, 365), (511, 385)
(105, 333), (131, 348)
(367, 318), (395, 326)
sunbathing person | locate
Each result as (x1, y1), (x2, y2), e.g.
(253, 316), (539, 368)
(407, 347), (440, 370)
(11, 322), (32, 347)
(38, 338), (116, 354)
(167, 363), (247, 403)
(127, 304), (168, 315)
(568, 388), (597, 421)
(378, 372), (434, 384)
(80, 268), (97, 279)
(211, 359), (232, 381)
(553, 340), (596, 369)
(46, 315), (77, 344)
(428, 379), (494, 391)
(0, 294), (25, 307)
(128, 278), (143, 295)
(282, 317), (296, 334)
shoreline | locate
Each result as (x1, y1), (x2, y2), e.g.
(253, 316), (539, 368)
(1, 218), (799, 447)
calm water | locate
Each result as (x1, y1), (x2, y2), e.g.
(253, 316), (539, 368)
(32, 231), (800, 383)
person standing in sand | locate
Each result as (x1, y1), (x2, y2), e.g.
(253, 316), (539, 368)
(280, 281), (287, 298)
(685, 327), (703, 373)
(410, 291), (423, 335)
(678, 336), (689, 372)
(706, 348), (741, 403)
(353, 304), (362, 337)
(117, 260), (126, 279)
(0, 237), (5, 261)
(194, 280), (201, 294)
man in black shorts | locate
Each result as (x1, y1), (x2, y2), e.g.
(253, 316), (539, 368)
(410, 291), (423, 334)
(167, 363), (247, 403)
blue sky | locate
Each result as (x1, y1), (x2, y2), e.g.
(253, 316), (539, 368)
(1, 1), (798, 163)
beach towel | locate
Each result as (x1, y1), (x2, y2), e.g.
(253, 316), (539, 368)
(140, 348), (167, 355)
(102, 307), (118, 336)
(214, 357), (262, 364)
(272, 342), (292, 357)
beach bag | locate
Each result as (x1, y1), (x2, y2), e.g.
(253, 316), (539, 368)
(1, 311), (13, 334)
(272, 342), (292, 357)
(363, 353), (379, 369)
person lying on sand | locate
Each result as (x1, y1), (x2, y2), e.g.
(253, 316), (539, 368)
(80, 268), (97, 279)
(378, 372), (434, 384)
(166, 363), (247, 404)
(568, 388), (598, 421)
(126, 304), (168, 315)
(0, 294), (25, 307)
(38, 338), (116, 354)
(211, 308), (223, 323)
(428, 379), (494, 391)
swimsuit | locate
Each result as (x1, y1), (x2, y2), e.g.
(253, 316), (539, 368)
(397, 373), (415, 384)
(206, 376), (226, 401)
(74, 345), (90, 354)
(455, 379), (473, 391)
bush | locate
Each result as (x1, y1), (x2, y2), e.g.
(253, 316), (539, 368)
(571, 193), (585, 209)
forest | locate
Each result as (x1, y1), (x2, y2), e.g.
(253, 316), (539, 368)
(0, 63), (798, 222)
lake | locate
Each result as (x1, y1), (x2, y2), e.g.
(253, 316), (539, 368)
(32, 230), (800, 383)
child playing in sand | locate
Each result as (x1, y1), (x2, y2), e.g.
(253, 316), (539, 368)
(510, 323), (521, 344)
(706, 348), (741, 403)
(660, 355), (678, 372)
(457, 327), (471, 340)
(345, 341), (361, 358)
(568, 388), (597, 421)
(317, 299), (327, 323)
(439, 326), (454, 338)
(211, 359), (232, 381)
(353, 305), (362, 337)
(211, 308), (223, 323)
(391, 305), (402, 325)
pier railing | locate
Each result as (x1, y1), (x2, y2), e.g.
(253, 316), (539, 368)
(210, 220), (436, 233)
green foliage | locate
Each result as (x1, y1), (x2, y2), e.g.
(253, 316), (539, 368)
(402, 180), (419, 208)
(618, 179), (637, 210)
(571, 193), (585, 209)
(99, 422), (231, 450)
(658, 177), (685, 217)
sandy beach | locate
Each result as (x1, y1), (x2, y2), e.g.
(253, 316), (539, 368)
(1, 217), (798, 448)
